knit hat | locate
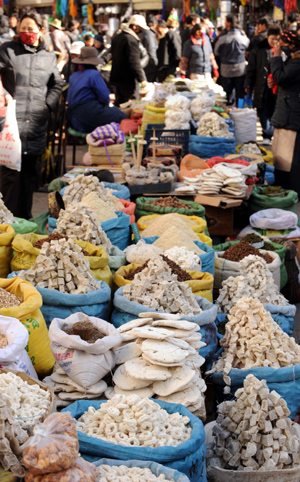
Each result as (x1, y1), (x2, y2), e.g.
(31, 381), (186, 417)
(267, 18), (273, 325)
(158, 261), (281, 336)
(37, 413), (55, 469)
(280, 30), (299, 45)
(72, 46), (101, 65)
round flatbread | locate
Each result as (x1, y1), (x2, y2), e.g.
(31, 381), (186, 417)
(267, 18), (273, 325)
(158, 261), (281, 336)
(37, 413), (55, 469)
(131, 326), (175, 339)
(141, 339), (189, 364)
(113, 364), (154, 390)
(124, 357), (172, 381)
(153, 366), (196, 396)
(118, 317), (152, 333)
(151, 319), (198, 331)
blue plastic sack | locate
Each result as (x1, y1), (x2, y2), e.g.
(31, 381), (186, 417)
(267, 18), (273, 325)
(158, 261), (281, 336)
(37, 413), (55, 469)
(9, 272), (111, 327)
(209, 359), (300, 418)
(48, 216), (57, 234)
(63, 399), (207, 482)
(112, 287), (218, 361)
(108, 245), (126, 271)
(143, 237), (215, 276)
(103, 182), (130, 201)
(93, 458), (191, 482)
(265, 164), (275, 185)
(189, 135), (236, 159)
(101, 211), (131, 251)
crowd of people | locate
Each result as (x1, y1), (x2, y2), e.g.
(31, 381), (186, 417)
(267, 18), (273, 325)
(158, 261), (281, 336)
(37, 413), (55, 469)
(0, 7), (300, 217)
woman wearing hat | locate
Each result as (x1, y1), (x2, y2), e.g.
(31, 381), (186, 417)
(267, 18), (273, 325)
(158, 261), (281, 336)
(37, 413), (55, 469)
(0, 9), (62, 219)
(67, 46), (127, 133)
(269, 30), (300, 194)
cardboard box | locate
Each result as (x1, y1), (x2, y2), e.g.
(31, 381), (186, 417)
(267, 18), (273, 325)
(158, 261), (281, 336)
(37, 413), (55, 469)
(194, 194), (243, 209)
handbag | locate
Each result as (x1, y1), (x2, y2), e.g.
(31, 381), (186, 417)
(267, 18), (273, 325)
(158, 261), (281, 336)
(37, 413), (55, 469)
(0, 99), (22, 172)
(272, 127), (296, 172)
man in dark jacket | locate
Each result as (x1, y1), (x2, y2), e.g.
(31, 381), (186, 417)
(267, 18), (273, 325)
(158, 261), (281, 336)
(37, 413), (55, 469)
(245, 25), (280, 145)
(0, 9), (62, 218)
(214, 14), (249, 105)
(111, 15), (147, 106)
(138, 15), (158, 82)
(157, 19), (182, 82)
(247, 16), (270, 57)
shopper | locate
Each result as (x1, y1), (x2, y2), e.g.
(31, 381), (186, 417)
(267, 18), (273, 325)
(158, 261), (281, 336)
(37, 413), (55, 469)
(180, 13), (201, 46)
(214, 14), (249, 105)
(110, 15), (147, 106)
(8, 14), (18, 34)
(0, 9), (63, 218)
(49, 19), (70, 67)
(65, 19), (79, 44)
(247, 16), (270, 55)
(245, 25), (280, 145)
(138, 15), (158, 82)
(83, 33), (94, 47)
(270, 30), (300, 194)
(157, 18), (182, 82)
(180, 23), (218, 80)
(67, 47), (127, 133)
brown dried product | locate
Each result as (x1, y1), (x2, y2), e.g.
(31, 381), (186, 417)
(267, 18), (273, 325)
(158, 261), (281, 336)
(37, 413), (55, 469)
(23, 412), (79, 475)
(0, 288), (23, 308)
(63, 321), (104, 343)
(25, 458), (97, 482)
(242, 233), (263, 244)
(0, 334), (8, 348)
(33, 232), (68, 249)
(222, 241), (272, 264)
(149, 196), (192, 209)
(125, 255), (193, 282)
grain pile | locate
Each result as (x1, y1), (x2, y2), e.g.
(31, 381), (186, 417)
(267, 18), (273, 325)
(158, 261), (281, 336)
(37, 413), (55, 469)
(208, 374), (300, 471)
(208, 297), (300, 386)
(153, 226), (203, 254)
(76, 394), (192, 447)
(0, 193), (14, 224)
(56, 202), (112, 253)
(81, 192), (117, 222)
(140, 213), (199, 238)
(106, 314), (207, 418)
(19, 238), (101, 294)
(217, 255), (287, 312)
(0, 288), (22, 308)
(123, 256), (202, 316)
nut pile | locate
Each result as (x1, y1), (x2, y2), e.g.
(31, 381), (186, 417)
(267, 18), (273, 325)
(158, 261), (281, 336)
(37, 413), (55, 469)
(0, 372), (52, 424)
(97, 465), (174, 482)
(123, 257), (202, 316)
(0, 334), (7, 348)
(149, 196), (192, 209)
(165, 246), (201, 270)
(208, 374), (300, 471)
(0, 394), (29, 477)
(217, 255), (287, 312)
(0, 288), (23, 308)
(56, 203), (112, 253)
(107, 313), (206, 418)
(0, 193), (14, 224)
(208, 298), (300, 387)
(76, 394), (192, 447)
(44, 366), (107, 408)
(19, 238), (101, 294)
(125, 255), (192, 282)
(223, 241), (273, 264)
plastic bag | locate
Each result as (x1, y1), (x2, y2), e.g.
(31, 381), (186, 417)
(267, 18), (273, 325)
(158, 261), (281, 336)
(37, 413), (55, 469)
(22, 412), (79, 474)
(250, 209), (298, 230)
(49, 313), (122, 387)
(124, 239), (163, 264)
(25, 458), (97, 482)
(229, 108), (257, 145)
(0, 100), (21, 172)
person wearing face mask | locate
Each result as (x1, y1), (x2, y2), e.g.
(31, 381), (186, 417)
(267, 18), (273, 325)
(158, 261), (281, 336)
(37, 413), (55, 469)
(269, 30), (300, 195)
(245, 25), (280, 145)
(0, 9), (63, 219)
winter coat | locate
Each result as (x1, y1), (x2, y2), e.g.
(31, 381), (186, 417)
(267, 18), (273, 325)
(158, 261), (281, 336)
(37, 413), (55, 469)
(139, 28), (158, 66)
(182, 35), (212, 76)
(67, 68), (110, 108)
(214, 28), (249, 78)
(245, 37), (273, 109)
(110, 24), (146, 89)
(0, 37), (63, 155)
(247, 30), (267, 54)
(157, 30), (182, 70)
(271, 51), (300, 131)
